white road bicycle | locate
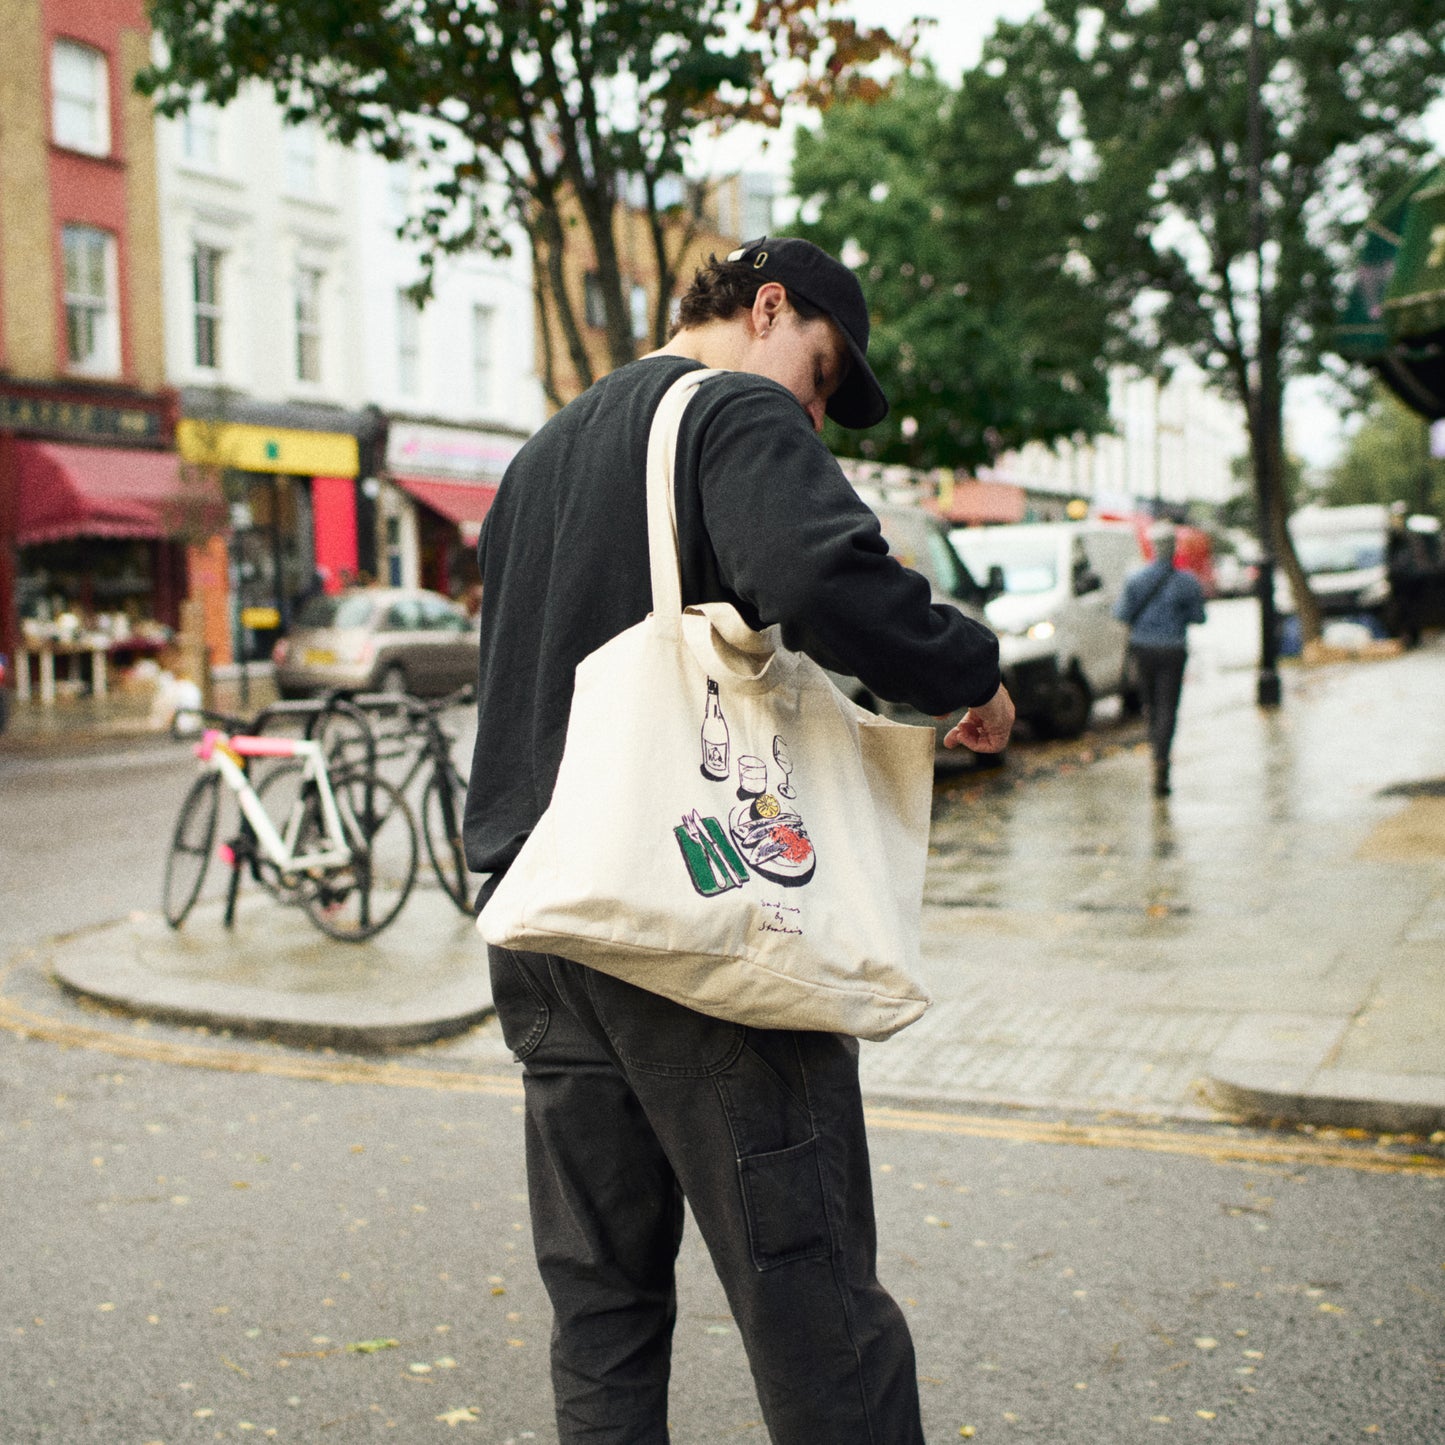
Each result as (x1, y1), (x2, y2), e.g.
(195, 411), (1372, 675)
(162, 709), (418, 943)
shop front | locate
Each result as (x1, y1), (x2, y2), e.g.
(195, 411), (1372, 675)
(0, 379), (220, 701)
(382, 420), (527, 603)
(176, 400), (384, 665)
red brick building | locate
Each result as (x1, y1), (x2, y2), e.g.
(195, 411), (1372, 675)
(0, 0), (206, 696)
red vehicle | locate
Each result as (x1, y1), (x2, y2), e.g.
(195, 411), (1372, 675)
(1102, 513), (1217, 595)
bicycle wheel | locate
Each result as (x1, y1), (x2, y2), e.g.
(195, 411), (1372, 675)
(163, 773), (220, 927)
(314, 706), (381, 773)
(304, 770), (418, 942)
(252, 761), (317, 899)
(422, 765), (473, 912)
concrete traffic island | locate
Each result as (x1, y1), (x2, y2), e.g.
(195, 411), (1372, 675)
(47, 890), (492, 1051)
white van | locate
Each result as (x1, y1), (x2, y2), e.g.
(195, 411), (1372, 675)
(949, 521), (1141, 737)
(824, 502), (1059, 767)
(1280, 504), (1418, 622)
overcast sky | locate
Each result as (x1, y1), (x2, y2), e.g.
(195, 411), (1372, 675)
(711, 1), (1445, 470)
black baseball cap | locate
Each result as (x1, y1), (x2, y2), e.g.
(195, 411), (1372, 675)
(725, 236), (889, 429)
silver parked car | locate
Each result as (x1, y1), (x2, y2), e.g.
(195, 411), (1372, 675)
(272, 587), (478, 699)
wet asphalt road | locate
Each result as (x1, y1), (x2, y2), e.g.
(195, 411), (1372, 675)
(2, 1030), (1441, 1444)
(2, 601), (1443, 1442)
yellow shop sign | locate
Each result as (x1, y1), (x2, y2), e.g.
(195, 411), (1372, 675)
(177, 420), (359, 478)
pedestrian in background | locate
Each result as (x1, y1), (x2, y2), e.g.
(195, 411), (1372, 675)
(1115, 522), (1206, 797)
(1385, 501), (1429, 648)
(465, 237), (1012, 1444)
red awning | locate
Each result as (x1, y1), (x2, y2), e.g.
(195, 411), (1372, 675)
(391, 475), (499, 542)
(928, 479), (1028, 527)
(14, 440), (222, 546)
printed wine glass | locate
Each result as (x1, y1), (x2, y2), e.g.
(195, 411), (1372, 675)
(772, 735), (795, 799)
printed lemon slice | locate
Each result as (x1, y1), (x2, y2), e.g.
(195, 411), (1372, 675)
(751, 793), (781, 819)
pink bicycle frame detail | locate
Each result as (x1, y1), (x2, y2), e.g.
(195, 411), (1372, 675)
(194, 729), (300, 761)
(230, 735), (301, 758)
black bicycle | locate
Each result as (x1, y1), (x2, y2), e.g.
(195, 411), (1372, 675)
(308, 686), (475, 913)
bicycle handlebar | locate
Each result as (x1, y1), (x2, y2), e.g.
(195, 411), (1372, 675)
(339, 684), (475, 719)
(173, 685), (472, 752)
(171, 695), (373, 743)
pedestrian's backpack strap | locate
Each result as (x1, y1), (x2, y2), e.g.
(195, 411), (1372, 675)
(1125, 564), (1175, 627)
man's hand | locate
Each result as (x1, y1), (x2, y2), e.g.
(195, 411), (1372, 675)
(943, 683), (1015, 754)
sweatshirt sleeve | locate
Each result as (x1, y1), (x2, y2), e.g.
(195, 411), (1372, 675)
(690, 380), (1001, 715)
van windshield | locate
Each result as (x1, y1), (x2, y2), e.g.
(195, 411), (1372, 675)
(951, 530), (1059, 595)
(1292, 531), (1384, 575)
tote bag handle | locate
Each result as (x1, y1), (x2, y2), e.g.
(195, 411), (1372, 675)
(644, 369), (792, 690)
(645, 369), (723, 619)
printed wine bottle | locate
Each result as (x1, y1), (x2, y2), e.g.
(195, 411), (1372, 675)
(700, 678), (730, 780)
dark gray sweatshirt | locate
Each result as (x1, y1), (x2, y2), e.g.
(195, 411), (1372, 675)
(464, 356), (1000, 876)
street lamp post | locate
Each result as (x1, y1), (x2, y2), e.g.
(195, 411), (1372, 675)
(1247, 0), (1282, 707)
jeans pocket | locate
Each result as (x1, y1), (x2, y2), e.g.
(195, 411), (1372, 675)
(585, 968), (745, 1076)
(737, 1135), (832, 1271)
(488, 946), (549, 1061)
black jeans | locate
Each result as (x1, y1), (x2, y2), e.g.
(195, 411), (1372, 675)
(1130, 642), (1188, 768)
(488, 944), (925, 1445)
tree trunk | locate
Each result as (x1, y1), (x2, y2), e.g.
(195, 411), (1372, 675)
(531, 246), (564, 413)
(572, 182), (637, 373)
(533, 203), (596, 403)
(1252, 343), (1321, 645)
(643, 173), (698, 350)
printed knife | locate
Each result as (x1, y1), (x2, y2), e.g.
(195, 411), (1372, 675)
(682, 812), (730, 891)
(691, 809), (746, 888)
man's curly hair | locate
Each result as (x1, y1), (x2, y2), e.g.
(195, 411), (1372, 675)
(672, 253), (825, 334)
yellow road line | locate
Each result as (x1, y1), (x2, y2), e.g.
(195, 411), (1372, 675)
(0, 992), (523, 1097)
(2, 990), (1439, 1177)
(864, 1105), (1444, 1177)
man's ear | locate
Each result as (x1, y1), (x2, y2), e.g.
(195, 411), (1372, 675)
(750, 282), (787, 335)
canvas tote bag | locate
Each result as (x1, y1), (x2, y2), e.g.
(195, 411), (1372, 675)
(478, 368), (936, 1041)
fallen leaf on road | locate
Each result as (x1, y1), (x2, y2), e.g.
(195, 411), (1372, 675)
(436, 1405), (480, 1426)
(346, 1338), (399, 1354)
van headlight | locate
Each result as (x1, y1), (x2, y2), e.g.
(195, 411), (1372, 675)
(998, 618), (1056, 641)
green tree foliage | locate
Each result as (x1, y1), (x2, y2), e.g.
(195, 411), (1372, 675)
(792, 70), (1122, 469)
(1324, 386), (1443, 514)
(979, 0), (1445, 640)
(139, 0), (913, 407)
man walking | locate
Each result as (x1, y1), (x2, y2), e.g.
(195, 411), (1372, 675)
(465, 237), (1013, 1443)
(1115, 522), (1207, 797)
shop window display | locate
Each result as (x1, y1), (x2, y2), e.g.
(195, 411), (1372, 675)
(16, 538), (182, 698)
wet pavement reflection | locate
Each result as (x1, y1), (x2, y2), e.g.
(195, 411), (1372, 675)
(860, 600), (1445, 1119)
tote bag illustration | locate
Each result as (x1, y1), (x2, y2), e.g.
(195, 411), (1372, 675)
(478, 369), (936, 1041)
